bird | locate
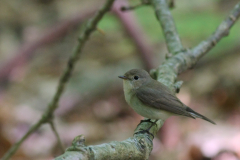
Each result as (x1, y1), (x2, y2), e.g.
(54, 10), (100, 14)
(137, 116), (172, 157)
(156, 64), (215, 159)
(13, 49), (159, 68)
(118, 69), (216, 127)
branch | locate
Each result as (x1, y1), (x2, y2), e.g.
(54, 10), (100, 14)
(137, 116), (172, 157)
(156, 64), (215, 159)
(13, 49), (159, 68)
(1, 1), (115, 160)
(151, 0), (184, 54)
(54, 120), (165, 160)
(154, 1), (240, 88)
(54, 1), (240, 160)
(191, 2), (240, 60)
(50, 121), (65, 153)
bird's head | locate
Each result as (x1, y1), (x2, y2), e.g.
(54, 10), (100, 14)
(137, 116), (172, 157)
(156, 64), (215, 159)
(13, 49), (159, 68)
(118, 69), (151, 89)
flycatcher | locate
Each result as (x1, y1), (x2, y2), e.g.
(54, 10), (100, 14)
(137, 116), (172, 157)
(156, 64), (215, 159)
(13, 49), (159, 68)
(118, 69), (215, 124)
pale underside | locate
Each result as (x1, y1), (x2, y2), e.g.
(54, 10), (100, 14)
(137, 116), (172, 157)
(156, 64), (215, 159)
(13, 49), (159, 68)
(123, 80), (173, 120)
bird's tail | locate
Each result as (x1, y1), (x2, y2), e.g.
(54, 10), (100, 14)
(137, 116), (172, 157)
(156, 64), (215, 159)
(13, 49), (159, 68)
(186, 107), (216, 125)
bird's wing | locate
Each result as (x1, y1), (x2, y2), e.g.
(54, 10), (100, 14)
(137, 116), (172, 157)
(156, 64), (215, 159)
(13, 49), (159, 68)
(135, 85), (195, 118)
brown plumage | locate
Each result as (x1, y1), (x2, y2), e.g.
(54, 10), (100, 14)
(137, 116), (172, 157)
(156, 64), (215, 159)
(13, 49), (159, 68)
(119, 69), (216, 124)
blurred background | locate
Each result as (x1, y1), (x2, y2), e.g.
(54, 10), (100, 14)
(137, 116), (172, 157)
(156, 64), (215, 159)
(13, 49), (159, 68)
(0, 0), (240, 159)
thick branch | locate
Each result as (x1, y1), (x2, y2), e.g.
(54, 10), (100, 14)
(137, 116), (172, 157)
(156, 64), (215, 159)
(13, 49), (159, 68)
(151, 0), (183, 54)
(1, 1), (115, 160)
(54, 120), (164, 160)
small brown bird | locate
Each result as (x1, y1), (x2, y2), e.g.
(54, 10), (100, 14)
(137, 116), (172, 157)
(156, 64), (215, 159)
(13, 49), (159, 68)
(118, 69), (215, 124)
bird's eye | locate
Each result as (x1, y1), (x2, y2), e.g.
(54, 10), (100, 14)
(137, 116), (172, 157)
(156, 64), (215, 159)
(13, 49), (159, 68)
(134, 76), (139, 80)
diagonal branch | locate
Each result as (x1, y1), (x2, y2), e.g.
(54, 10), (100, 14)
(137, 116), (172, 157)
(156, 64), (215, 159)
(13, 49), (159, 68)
(191, 2), (240, 60)
(151, 0), (184, 54)
(53, 1), (240, 160)
(1, 1), (115, 160)
(154, 1), (240, 89)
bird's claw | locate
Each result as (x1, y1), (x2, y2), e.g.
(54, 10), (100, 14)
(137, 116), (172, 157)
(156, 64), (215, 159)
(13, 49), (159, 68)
(134, 129), (154, 138)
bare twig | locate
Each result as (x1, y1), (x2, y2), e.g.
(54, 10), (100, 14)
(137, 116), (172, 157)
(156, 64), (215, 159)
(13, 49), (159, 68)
(49, 121), (65, 153)
(191, 2), (240, 61)
(113, 0), (155, 70)
(1, 1), (115, 160)
(151, 0), (183, 54)
(53, 2), (240, 160)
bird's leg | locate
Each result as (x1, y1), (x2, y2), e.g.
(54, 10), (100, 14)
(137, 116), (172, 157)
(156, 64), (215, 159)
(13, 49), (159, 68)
(135, 120), (158, 138)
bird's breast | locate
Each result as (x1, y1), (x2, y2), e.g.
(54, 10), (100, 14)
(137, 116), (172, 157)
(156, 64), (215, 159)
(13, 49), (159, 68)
(123, 80), (134, 104)
(123, 82), (171, 120)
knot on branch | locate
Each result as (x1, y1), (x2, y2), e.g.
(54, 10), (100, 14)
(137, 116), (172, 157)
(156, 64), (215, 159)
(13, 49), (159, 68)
(174, 81), (183, 93)
(218, 23), (230, 37)
(72, 135), (86, 147)
(165, 52), (173, 59)
(170, 49), (198, 73)
(211, 38), (217, 46)
(66, 135), (87, 152)
(132, 134), (154, 159)
(230, 15), (237, 21)
(41, 112), (54, 124)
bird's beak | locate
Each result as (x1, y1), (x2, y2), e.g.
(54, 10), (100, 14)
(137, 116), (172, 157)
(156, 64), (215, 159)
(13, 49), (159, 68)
(118, 75), (129, 80)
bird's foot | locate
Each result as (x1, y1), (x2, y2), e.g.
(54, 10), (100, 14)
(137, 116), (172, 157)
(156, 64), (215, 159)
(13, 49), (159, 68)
(134, 129), (154, 138)
(135, 120), (158, 138)
(137, 119), (158, 129)
(145, 119), (158, 132)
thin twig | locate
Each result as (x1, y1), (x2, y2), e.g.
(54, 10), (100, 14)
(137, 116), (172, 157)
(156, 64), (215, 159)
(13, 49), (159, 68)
(1, 0), (115, 160)
(49, 121), (65, 153)
(151, 0), (183, 54)
(191, 2), (240, 61)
